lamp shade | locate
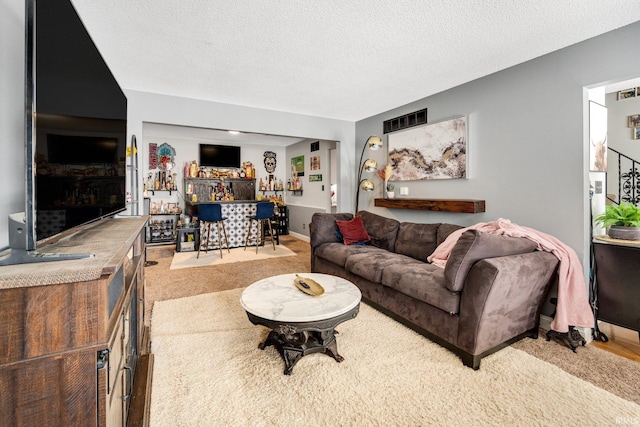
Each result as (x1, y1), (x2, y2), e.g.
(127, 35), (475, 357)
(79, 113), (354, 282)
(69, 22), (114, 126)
(360, 179), (375, 192)
(367, 135), (383, 151)
(363, 159), (378, 172)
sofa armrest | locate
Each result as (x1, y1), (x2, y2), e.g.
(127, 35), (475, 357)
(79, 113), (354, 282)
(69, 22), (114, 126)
(310, 212), (353, 248)
(456, 251), (558, 355)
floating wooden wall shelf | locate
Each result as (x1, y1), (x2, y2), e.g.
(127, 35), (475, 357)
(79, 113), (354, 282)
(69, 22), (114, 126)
(374, 198), (485, 213)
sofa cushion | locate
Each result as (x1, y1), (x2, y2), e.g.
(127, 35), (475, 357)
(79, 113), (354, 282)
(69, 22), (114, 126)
(444, 230), (538, 292)
(310, 213), (353, 248)
(437, 223), (464, 246)
(336, 215), (371, 245)
(358, 211), (400, 251)
(345, 252), (421, 283)
(315, 242), (387, 268)
(394, 222), (440, 260)
(381, 263), (460, 314)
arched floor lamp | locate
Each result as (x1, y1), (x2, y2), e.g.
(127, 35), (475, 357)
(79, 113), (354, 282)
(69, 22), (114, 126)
(355, 135), (383, 213)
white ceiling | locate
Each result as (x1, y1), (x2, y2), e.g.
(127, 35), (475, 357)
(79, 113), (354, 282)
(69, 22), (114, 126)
(71, 0), (640, 124)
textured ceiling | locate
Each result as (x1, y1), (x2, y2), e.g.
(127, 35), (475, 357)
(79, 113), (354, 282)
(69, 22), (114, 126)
(71, 0), (640, 122)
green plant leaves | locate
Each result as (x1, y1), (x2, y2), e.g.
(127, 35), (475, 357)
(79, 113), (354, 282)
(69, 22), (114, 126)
(595, 202), (640, 228)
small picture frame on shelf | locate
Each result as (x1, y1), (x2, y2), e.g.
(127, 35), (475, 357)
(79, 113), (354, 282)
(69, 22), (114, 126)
(618, 88), (636, 100)
(168, 203), (181, 214)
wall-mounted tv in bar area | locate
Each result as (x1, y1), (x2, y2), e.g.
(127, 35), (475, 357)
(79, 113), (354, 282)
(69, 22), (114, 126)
(199, 144), (241, 168)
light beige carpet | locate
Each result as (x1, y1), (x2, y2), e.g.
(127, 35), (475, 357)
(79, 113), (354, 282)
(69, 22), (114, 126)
(169, 245), (297, 270)
(149, 288), (640, 426)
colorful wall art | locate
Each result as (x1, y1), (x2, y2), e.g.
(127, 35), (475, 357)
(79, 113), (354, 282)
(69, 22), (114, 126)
(388, 116), (467, 181)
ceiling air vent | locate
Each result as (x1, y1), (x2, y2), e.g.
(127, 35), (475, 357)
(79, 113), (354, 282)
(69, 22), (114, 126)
(383, 108), (427, 134)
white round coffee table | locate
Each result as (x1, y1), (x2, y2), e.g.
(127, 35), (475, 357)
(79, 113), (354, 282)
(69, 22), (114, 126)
(240, 273), (361, 375)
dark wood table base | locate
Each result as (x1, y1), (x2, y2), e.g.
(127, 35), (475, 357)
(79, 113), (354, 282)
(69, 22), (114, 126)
(246, 305), (359, 375)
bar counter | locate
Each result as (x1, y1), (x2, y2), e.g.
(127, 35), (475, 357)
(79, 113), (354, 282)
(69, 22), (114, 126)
(186, 200), (266, 249)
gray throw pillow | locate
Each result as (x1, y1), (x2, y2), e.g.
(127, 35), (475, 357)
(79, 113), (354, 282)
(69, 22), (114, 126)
(444, 230), (538, 292)
(310, 213), (353, 247)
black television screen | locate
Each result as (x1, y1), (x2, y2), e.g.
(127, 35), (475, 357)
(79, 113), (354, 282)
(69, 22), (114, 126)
(32, 0), (128, 242)
(199, 144), (241, 168)
(47, 134), (119, 164)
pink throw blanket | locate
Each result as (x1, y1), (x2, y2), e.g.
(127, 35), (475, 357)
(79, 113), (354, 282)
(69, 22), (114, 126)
(427, 219), (593, 333)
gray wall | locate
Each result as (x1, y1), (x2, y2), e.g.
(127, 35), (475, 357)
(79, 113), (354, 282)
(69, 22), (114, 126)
(0, 0), (28, 248)
(285, 139), (337, 237)
(605, 91), (640, 200)
(288, 205), (324, 238)
(356, 21), (640, 273)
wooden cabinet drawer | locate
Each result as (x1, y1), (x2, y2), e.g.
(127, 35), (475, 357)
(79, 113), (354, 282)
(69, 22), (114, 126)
(0, 348), (99, 426)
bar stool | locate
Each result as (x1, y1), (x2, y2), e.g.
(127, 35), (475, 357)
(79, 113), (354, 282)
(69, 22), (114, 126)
(244, 202), (276, 253)
(197, 203), (230, 259)
(264, 204), (281, 246)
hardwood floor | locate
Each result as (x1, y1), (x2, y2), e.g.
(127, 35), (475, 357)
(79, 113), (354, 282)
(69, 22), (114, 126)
(592, 322), (640, 363)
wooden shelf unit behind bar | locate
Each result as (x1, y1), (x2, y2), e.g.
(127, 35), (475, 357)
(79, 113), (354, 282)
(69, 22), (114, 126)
(374, 198), (485, 213)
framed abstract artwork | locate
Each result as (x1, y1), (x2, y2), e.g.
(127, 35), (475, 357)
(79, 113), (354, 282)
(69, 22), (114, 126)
(388, 116), (467, 181)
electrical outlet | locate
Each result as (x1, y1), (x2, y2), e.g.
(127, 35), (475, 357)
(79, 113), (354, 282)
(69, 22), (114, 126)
(400, 187), (409, 196)
(302, 223), (305, 229)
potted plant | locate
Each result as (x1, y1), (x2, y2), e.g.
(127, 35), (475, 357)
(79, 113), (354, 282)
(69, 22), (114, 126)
(377, 164), (395, 198)
(386, 182), (395, 199)
(595, 202), (640, 240)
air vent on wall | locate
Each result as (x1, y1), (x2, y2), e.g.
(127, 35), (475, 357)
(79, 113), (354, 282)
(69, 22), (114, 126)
(383, 108), (428, 134)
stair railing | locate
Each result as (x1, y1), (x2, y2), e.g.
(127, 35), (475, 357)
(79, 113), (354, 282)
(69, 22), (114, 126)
(607, 147), (640, 205)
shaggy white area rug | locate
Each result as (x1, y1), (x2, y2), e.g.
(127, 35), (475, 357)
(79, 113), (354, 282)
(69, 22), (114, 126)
(169, 244), (296, 270)
(149, 288), (640, 426)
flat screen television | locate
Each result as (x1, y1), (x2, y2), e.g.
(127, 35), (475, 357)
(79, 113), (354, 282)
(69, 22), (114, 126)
(0, 0), (128, 265)
(199, 144), (241, 168)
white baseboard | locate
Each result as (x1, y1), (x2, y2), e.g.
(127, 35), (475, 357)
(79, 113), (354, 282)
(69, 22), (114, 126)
(288, 231), (309, 242)
(596, 320), (639, 344)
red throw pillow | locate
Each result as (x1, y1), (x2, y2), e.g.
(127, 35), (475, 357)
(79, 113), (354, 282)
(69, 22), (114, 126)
(336, 216), (371, 245)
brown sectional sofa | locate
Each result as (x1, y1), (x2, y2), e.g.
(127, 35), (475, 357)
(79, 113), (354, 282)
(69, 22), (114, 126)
(310, 210), (559, 369)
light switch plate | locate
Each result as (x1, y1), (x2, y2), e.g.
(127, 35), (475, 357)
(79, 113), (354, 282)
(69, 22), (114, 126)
(400, 187), (409, 196)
